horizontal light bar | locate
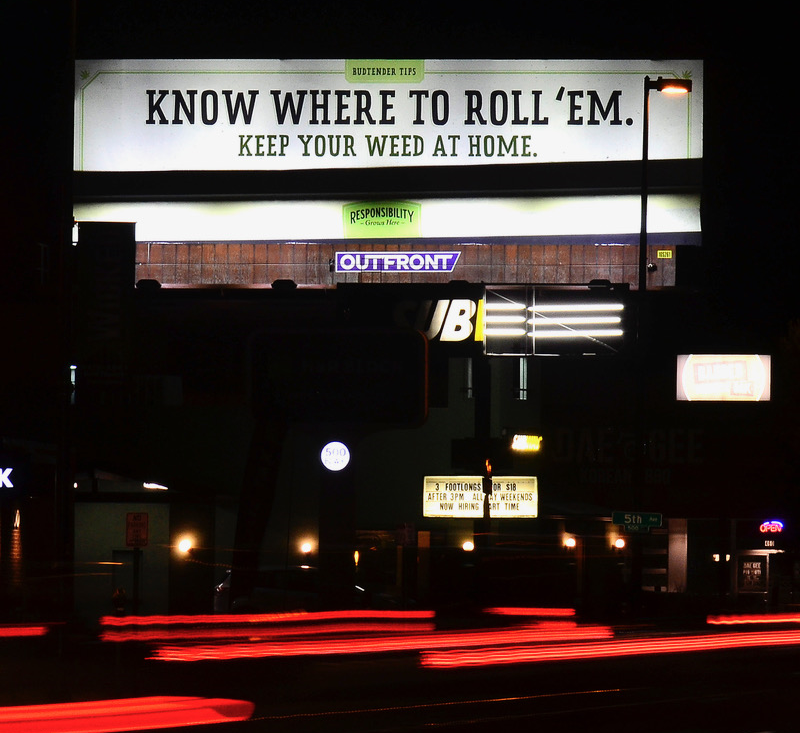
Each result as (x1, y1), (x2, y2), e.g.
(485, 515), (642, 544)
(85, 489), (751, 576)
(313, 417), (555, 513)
(529, 329), (624, 339)
(530, 303), (624, 313)
(485, 315), (527, 324)
(529, 316), (621, 325)
(485, 328), (528, 337)
(485, 302), (526, 312)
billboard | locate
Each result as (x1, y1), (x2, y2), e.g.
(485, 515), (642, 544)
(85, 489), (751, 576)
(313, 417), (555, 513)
(74, 59), (702, 172)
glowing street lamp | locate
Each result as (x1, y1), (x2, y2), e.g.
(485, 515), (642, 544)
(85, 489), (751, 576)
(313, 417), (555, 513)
(175, 534), (196, 558)
(639, 75), (693, 292)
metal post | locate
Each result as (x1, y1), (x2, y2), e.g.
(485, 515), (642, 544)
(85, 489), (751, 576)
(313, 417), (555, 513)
(639, 75), (652, 294)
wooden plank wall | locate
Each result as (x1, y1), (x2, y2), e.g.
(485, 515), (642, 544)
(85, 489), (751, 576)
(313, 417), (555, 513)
(135, 241), (676, 289)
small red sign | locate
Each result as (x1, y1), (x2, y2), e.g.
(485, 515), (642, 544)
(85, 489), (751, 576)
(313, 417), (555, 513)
(126, 512), (149, 547)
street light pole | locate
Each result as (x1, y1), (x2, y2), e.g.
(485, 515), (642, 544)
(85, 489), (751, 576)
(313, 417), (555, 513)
(639, 77), (652, 294)
(632, 75), (693, 614)
(639, 75), (693, 293)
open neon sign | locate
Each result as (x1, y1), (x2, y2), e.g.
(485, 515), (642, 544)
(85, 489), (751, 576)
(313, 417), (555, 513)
(760, 520), (784, 533)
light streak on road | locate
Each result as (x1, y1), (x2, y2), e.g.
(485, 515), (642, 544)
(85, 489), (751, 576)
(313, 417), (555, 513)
(0, 696), (254, 732)
(100, 609), (438, 642)
(0, 625), (52, 639)
(102, 620), (436, 643)
(421, 629), (800, 668)
(149, 622), (613, 662)
(100, 609), (434, 627)
(484, 607), (576, 617)
(707, 613), (800, 625)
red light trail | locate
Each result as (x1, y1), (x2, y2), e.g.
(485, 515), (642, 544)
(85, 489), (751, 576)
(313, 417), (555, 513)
(97, 607), (800, 671)
(420, 629), (800, 668)
(102, 620), (436, 643)
(0, 696), (254, 733)
(707, 613), (800, 625)
(0, 625), (51, 639)
(100, 609), (438, 642)
(148, 622), (612, 662)
(484, 607), (576, 617)
(100, 609), (434, 626)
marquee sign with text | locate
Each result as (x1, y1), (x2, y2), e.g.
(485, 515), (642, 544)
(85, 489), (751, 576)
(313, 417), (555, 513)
(423, 475), (538, 518)
(74, 59), (702, 172)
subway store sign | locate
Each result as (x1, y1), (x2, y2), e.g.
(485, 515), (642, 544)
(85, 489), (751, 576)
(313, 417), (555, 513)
(396, 285), (630, 356)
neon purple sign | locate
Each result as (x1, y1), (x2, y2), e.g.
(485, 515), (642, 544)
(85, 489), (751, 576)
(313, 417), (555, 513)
(335, 251), (460, 273)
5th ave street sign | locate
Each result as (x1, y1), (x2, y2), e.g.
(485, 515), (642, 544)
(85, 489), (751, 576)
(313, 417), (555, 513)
(613, 511), (663, 532)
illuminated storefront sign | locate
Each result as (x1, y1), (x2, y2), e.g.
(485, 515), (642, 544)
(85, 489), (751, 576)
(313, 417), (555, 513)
(383, 286), (629, 355)
(759, 520), (784, 534)
(511, 434), (542, 452)
(335, 252), (460, 273)
(74, 59), (702, 172)
(423, 476), (538, 518)
(676, 354), (771, 402)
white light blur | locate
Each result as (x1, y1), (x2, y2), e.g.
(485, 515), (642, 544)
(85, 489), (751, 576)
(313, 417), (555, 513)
(143, 482), (169, 491)
(176, 536), (195, 554)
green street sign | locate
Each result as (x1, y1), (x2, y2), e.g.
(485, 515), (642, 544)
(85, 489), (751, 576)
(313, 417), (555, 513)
(612, 511), (662, 532)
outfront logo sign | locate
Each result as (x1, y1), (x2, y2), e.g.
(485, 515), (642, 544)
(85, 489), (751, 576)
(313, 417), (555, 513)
(335, 252), (460, 273)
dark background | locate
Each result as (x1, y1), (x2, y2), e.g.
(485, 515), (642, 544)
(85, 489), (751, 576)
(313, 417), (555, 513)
(3, 1), (795, 329)
(1, 1), (796, 541)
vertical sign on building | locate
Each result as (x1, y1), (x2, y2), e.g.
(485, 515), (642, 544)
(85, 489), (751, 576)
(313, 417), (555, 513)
(125, 512), (149, 548)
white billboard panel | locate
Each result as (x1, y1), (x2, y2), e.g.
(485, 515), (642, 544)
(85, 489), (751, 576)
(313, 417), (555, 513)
(74, 59), (702, 172)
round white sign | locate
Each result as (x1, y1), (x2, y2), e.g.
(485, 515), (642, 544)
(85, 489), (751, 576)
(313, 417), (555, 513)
(320, 441), (350, 472)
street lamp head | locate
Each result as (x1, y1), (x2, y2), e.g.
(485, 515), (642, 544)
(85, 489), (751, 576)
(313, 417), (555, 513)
(646, 76), (693, 94)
